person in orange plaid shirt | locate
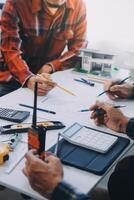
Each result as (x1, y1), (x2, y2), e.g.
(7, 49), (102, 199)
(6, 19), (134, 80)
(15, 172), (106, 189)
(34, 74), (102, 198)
(0, 0), (87, 96)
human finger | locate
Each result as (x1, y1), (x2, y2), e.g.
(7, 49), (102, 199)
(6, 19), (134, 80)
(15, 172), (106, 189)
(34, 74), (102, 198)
(22, 167), (29, 177)
(104, 80), (120, 91)
(37, 74), (56, 86)
(38, 87), (53, 96)
(104, 81), (114, 91)
(25, 149), (38, 163)
(94, 118), (100, 126)
(47, 155), (60, 162)
(35, 74), (52, 85)
(89, 103), (99, 111)
(103, 114), (109, 124)
(95, 101), (113, 113)
(39, 73), (51, 79)
(106, 91), (117, 100)
(90, 111), (98, 119)
(110, 84), (125, 92)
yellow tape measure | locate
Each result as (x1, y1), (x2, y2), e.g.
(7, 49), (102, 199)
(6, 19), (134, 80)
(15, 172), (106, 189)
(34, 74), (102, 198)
(0, 144), (10, 164)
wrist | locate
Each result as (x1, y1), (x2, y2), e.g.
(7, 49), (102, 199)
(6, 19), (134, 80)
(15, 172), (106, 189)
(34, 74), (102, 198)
(45, 64), (53, 73)
(25, 75), (35, 88)
(132, 85), (134, 98)
(126, 118), (134, 138)
(47, 63), (55, 73)
(47, 177), (62, 199)
(119, 116), (130, 133)
(51, 177), (62, 192)
(51, 181), (71, 200)
(39, 64), (54, 74)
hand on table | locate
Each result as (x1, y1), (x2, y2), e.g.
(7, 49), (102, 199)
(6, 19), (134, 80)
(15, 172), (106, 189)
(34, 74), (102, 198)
(90, 101), (129, 133)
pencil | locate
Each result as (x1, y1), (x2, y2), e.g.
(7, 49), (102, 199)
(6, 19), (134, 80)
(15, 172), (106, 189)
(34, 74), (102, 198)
(37, 74), (76, 96)
(97, 76), (131, 97)
(56, 84), (76, 96)
(19, 104), (56, 114)
(79, 105), (126, 112)
(79, 109), (91, 112)
(87, 76), (108, 83)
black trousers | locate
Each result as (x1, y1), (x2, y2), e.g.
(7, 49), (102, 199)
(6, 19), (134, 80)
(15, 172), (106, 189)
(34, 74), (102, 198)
(0, 79), (21, 97)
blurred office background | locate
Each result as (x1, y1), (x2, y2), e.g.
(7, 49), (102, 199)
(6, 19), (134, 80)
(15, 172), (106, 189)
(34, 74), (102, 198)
(84, 0), (134, 68)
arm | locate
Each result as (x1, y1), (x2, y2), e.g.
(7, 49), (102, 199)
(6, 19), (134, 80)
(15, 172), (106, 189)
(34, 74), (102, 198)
(1, 0), (32, 85)
(1, 1), (55, 95)
(51, 181), (91, 200)
(23, 150), (91, 200)
(47, 0), (88, 71)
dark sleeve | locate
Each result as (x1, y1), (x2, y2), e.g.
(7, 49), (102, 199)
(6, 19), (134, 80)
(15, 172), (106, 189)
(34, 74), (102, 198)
(126, 118), (134, 139)
(51, 181), (91, 200)
(108, 155), (134, 200)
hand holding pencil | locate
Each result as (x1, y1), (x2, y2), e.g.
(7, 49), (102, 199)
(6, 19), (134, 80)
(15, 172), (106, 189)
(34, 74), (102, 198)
(103, 78), (134, 100)
(27, 73), (56, 96)
(39, 73), (76, 96)
(98, 76), (134, 99)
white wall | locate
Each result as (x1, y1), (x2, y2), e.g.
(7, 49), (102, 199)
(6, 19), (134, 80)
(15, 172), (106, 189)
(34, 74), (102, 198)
(84, 0), (134, 66)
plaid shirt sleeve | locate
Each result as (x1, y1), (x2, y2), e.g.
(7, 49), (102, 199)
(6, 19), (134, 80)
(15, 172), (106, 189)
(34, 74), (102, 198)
(48, 0), (88, 71)
(51, 181), (91, 200)
(1, 0), (33, 85)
